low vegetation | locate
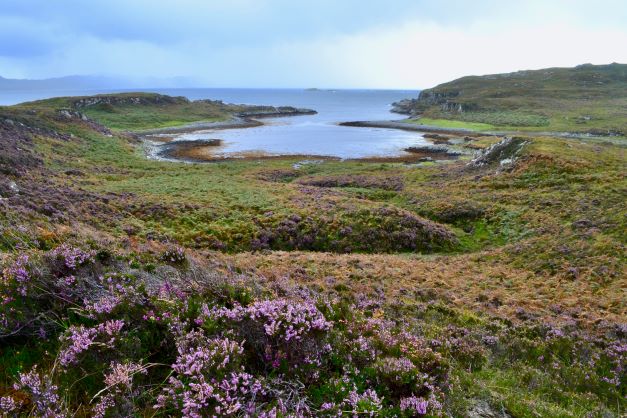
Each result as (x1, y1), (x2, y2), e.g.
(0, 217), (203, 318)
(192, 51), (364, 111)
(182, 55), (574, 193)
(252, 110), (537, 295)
(397, 63), (627, 135)
(0, 87), (625, 417)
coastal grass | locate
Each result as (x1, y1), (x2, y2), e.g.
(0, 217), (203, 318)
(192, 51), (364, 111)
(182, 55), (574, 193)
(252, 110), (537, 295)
(407, 117), (495, 131)
(405, 63), (627, 135)
(81, 103), (229, 131)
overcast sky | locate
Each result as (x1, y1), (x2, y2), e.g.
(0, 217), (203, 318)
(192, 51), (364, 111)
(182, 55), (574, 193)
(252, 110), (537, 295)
(1, 0), (626, 88)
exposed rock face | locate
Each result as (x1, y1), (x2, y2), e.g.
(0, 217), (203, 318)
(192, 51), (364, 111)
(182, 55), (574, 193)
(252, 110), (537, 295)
(392, 90), (477, 115)
(468, 137), (528, 168)
(56, 109), (112, 136)
(58, 109), (89, 120)
(417, 90), (461, 105)
(391, 98), (420, 115)
(467, 400), (512, 418)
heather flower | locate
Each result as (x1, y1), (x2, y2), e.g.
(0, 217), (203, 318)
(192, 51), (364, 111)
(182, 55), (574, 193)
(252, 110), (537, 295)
(400, 395), (429, 415)
(84, 294), (122, 315)
(482, 335), (498, 346)
(58, 320), (125, 366)
(50, 244), (95, 270)
(155, 332), (264, 417)
(104, 361), (147, 389)
(0, 396), (20, 413)
(12, 366), (66, 417)
(93, 361), (147, 418)
(58, 325), (97, 366)
(546, 328), (565, 339)
(62, 275), (76, 286)
(204, 298), (332, 342)
(161, 246), (186, 264)
(341, 388), (383, 416)
(2, 254), (30, 296)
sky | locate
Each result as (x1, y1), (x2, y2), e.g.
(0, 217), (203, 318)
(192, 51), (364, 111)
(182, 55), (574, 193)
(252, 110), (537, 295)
(1, 0), (626, 89)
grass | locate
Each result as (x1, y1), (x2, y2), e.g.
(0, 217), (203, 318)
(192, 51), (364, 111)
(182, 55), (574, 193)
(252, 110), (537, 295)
(12, 91), (307, 131)
(403, 63), (627, 134)
(407, 117), (495, 131)
(81, 102), (228, 130)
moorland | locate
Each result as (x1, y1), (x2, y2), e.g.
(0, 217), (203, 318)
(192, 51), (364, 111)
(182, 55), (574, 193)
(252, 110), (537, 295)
(0, 64), (625, 417)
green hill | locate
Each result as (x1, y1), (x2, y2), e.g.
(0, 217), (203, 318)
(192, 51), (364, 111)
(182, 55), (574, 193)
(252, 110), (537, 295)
(395, 63), (627, 135)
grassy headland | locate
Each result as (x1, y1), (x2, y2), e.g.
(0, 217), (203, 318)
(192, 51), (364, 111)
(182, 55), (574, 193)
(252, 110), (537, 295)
(0, 81), (625, 417)
(394, 63), (627, 136)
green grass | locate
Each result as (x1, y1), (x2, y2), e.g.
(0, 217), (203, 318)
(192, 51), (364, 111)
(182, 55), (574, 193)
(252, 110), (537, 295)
(82, 103), (228, 131)
(404, 63), (627, 134)
(407, 117), (495, 131)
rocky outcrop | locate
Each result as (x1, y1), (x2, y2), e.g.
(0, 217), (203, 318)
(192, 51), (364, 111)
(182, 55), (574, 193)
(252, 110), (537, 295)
(56, 109), (112, 136)
(392, 90), (478, 115)
(72, 94), (189, 109)
(417, 90), (461, 106)
(391, 98), (420, 115)
(236, 106), (317, 118)
(468, 136), (528, 168)
(467, 400), (512, 418)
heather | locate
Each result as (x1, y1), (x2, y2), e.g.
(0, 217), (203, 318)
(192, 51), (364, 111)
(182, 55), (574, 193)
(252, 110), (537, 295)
(0, 91), (625, 416)
(0, 244), (624, 416)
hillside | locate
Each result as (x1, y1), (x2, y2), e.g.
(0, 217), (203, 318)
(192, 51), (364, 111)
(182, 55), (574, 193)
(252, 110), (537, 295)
(394, 63), (627, 135)
(0, 93), (625, 416)
(12, 92), (315, 131)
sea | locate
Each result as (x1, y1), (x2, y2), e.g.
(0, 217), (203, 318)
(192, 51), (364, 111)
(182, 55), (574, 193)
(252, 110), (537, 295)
(1, 88), (429, 159)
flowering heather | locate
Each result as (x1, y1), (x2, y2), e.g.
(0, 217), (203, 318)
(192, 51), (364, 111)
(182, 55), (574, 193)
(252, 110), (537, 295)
(4, 367), (66, 417)
(156, 332), (264, 417)
(204, 298), (332, 342)
(341, 388), (383, 416)
(2, 254), (30, 296)
(0, 241), (624, 416)
(161, 245), (187, 264)
(49, 243), (95, 270)
(84, 294), (122, 315)
(58, 320), (125, 366)
(104, 361), (147, 388)
(93, 361), (148, 418)
(400, 395), (429, 415)
(0, 396), (19, 414)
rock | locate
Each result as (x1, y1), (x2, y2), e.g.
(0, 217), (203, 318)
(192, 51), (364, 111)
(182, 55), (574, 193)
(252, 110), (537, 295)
(467, 400), (511, 418)
(72, 94), (189, 109)
(390, 98), (420, 115)
(8, 181), (19, 193)
(0, 180), (20, 198)
(469, 137), (528, 168)
(572, 219), (594, 229)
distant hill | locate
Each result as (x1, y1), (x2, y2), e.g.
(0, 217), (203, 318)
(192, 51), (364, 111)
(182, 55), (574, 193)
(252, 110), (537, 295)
(394, 63), (627, 134)
(0, 75), (197, 91)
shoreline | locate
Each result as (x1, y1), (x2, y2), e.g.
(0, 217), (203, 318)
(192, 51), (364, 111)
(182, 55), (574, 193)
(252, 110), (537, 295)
(338, 120), (497, 136)
(340, 120), (627, 142)
(139, 117), (262, 135)
(141, 114), (488, 164)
